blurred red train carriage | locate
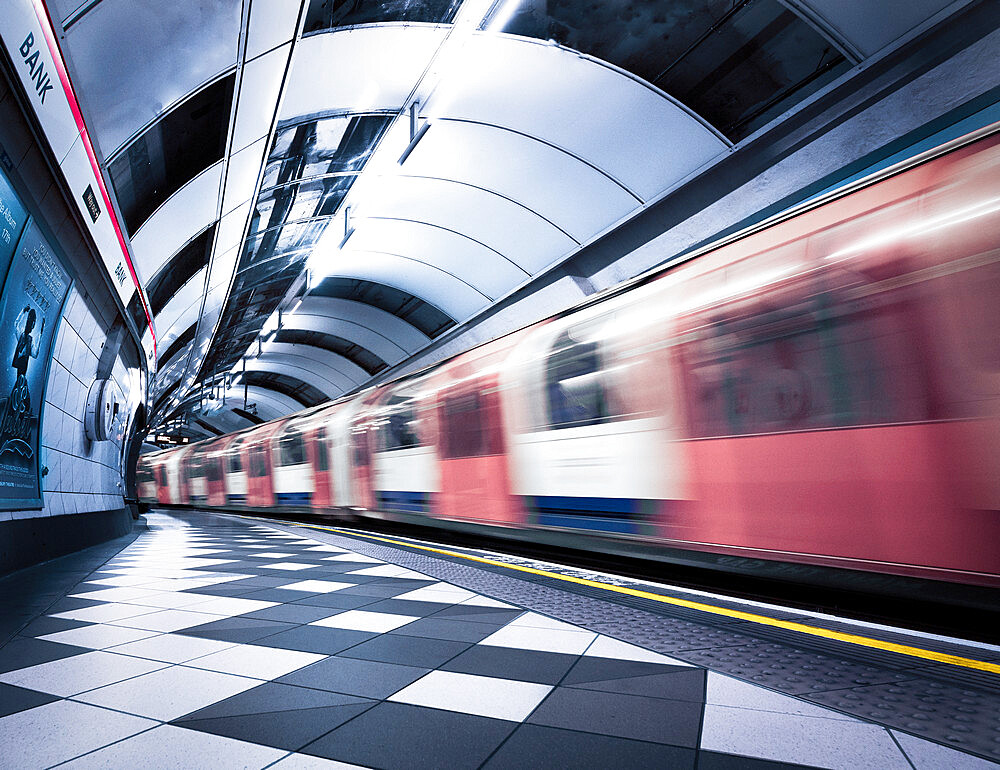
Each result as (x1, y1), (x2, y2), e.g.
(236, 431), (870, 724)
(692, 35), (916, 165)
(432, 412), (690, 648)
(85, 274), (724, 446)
(140, 124), (1000, 590)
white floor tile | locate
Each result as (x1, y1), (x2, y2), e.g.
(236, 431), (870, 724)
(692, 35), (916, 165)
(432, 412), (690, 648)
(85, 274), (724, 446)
(392, 584), (478, 603)
(0, 651), (166, 696)
(176, 596), (278, 616)
(276, 580), (357, 593)
(38, 624), (161, 650)
(83, 575), (163, 587)
(50, 603), (162, 624)
(706, 673), (856, 720)
(346, 565), (431, 580)
(323, 554), (384, 564)
(311, 610), (420, 633)
(118, 590), (226, 609)
(74, 664), (262, 721)
(478, 624), (596, 655)
(389, 670), (552, 722)
(58, 723), (287, 769)
(505, 612), (582, 632)
(107, 608), (228, 632)
(891, 729), (999, 769)
(584, 635), (693, 666)
(108, 633), (239, 664)
(0, 699), (156, 769)
(260, 562), (317, 571)
(186, 644), (326, 679)
(69, 587), (164, 603)
(459, 596), (518, 609)
(700, 705), (911, 769)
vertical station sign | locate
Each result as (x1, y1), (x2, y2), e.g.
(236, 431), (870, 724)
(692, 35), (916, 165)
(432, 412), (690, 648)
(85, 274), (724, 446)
(0, 0), (157, 366)
(0, 167), (69, 507)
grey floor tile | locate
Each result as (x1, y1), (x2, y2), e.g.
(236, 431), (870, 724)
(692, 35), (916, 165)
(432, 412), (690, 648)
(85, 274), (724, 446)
(240, 604), (345, 624)
(252, 626), (377, 655)
(337, 633), (471, 668)
(16, 615), (93, 637)
(292, 593), (380, 610)
(0, 682), (60, 717)
(58, 723), (287, 768)
(335, 584), (418, 599)
(0, 637), (90, 673)
(563, 659), (707, 701)
(441, 646), (580, 685)
(527, 687), (702, 747)
(362, 599), (458, 617)
(696, 750), (815, 769)
(892, 729), (1000, 769)
(391, 617), (501, 643)
(177, 617), (297, 643)
(177, 681), (373, 719)
(430, 606), (524, 625)
(483, 724), (697, 769)
(279, 655), (430, 699)
(302, 701), (517, 770)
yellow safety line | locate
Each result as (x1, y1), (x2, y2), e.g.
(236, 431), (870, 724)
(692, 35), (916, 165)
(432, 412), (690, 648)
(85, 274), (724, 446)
(239, 514), (1000, 675)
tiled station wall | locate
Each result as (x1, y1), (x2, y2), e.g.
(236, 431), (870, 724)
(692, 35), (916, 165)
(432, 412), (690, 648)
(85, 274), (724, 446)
(0, 64), (139, 568)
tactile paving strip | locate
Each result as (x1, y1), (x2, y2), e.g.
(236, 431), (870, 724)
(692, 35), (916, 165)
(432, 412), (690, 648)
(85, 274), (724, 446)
(257, 518), (1000, 761)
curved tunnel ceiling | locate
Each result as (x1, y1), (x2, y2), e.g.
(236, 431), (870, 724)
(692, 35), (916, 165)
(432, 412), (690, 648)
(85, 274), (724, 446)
(48, 0), (978, 436)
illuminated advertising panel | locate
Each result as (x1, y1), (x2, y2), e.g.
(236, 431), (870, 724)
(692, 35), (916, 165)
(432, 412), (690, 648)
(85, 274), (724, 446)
(0, 167), (70, 508)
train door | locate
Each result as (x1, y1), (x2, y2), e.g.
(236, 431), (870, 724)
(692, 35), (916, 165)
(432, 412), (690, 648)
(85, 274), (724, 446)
(272, 423), (314, 507)
(224, 436), (248, 505)
(245, 424), (282, 507)
(309, 425), (334, 509)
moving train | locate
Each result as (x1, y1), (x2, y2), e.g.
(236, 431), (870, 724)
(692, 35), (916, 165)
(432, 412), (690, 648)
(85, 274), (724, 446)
(139, 123), (1000, 592)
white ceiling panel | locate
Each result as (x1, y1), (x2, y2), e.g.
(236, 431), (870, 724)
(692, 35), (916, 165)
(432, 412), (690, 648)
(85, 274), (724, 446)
(215, 200), (252, 261)
(429, 35), (727, 202)
(246, 0), (301, 60)
(791, 0), (970, 58)
(319, 250), (490, 320)
(231, 44), (291, 153)
(222, 137), (268, 217)
(246, 355), (339, 396)
(349, 174), (577, 273)
(293, 296), (430, 355)
(280, 25), (447, 120)
(262, 342), (368, 386)
(400, 120), (641, 243)
(131, 162), (222, 281)
(343, 218), (528, 298)
(69, 0), (242, 155)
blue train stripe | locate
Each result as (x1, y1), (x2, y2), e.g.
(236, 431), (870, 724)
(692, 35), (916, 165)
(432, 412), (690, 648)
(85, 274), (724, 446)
(276, 491), (312, 504)
(378, 490), (431, 514)
(537, 512), (640, 535)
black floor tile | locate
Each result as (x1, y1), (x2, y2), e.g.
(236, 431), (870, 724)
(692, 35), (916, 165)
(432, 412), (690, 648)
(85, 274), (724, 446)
(177, 617), (297, 643)
(240, 604), (342, 624)
(441, 646), (580, 685)
(178, 585), (262, 597)
(0, 637), (90, 674)
(16, 616), (92, 637)
(363, 599), (457, 617)
(44, 597), (102, 613)
(430, 606), (524, 625)
(0, 682), (60, 717)
(177, 701), (375, 751)
(217, 576), (298, 588)
(335, 584), (417, 599)
(302, 702), (517, 770)
(253, 626), (376, 655)
(391, 617), (501, 643)
(483, 724), (697, 769)
(527, 687), (703, 747)
(696, 750), (815, 769)
(235, 588), (324, 602)
(292, 593), (380, 610)
(177, 681), (372, 720)
(338, 633), (471, 668)
(562, 659), (707, 702)
(278, 655), (429, 699)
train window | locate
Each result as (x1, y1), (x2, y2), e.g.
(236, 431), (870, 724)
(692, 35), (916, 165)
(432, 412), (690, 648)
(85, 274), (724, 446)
(249, 445), (268, 478)
(278, 429), (306, 466)
(186, 457), (206, 479)
(155, 466), (167, 486)
(316, 428), (330, 471)
(206, 457), (223, 483)
(226, 451), (243, 474)
(545, 328), (609, 430)
(441, 392), (486, 458)
(352, 430), (370, 466)
(381, 397), (421, 451)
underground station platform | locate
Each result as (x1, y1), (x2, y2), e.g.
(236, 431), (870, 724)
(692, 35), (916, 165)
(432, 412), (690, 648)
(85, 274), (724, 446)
(1, 509), (998, 770)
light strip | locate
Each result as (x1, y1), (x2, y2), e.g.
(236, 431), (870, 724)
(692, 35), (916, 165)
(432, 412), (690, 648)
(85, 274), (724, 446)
(30, 0), (157, 357)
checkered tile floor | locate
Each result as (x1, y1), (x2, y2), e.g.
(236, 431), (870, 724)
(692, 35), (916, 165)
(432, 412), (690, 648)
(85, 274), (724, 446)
(0, 511), (991, 769)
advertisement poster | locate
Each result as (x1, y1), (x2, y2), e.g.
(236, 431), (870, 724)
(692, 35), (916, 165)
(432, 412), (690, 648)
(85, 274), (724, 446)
(0, 167), (27, 282)
(0, 219), (70, 506)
